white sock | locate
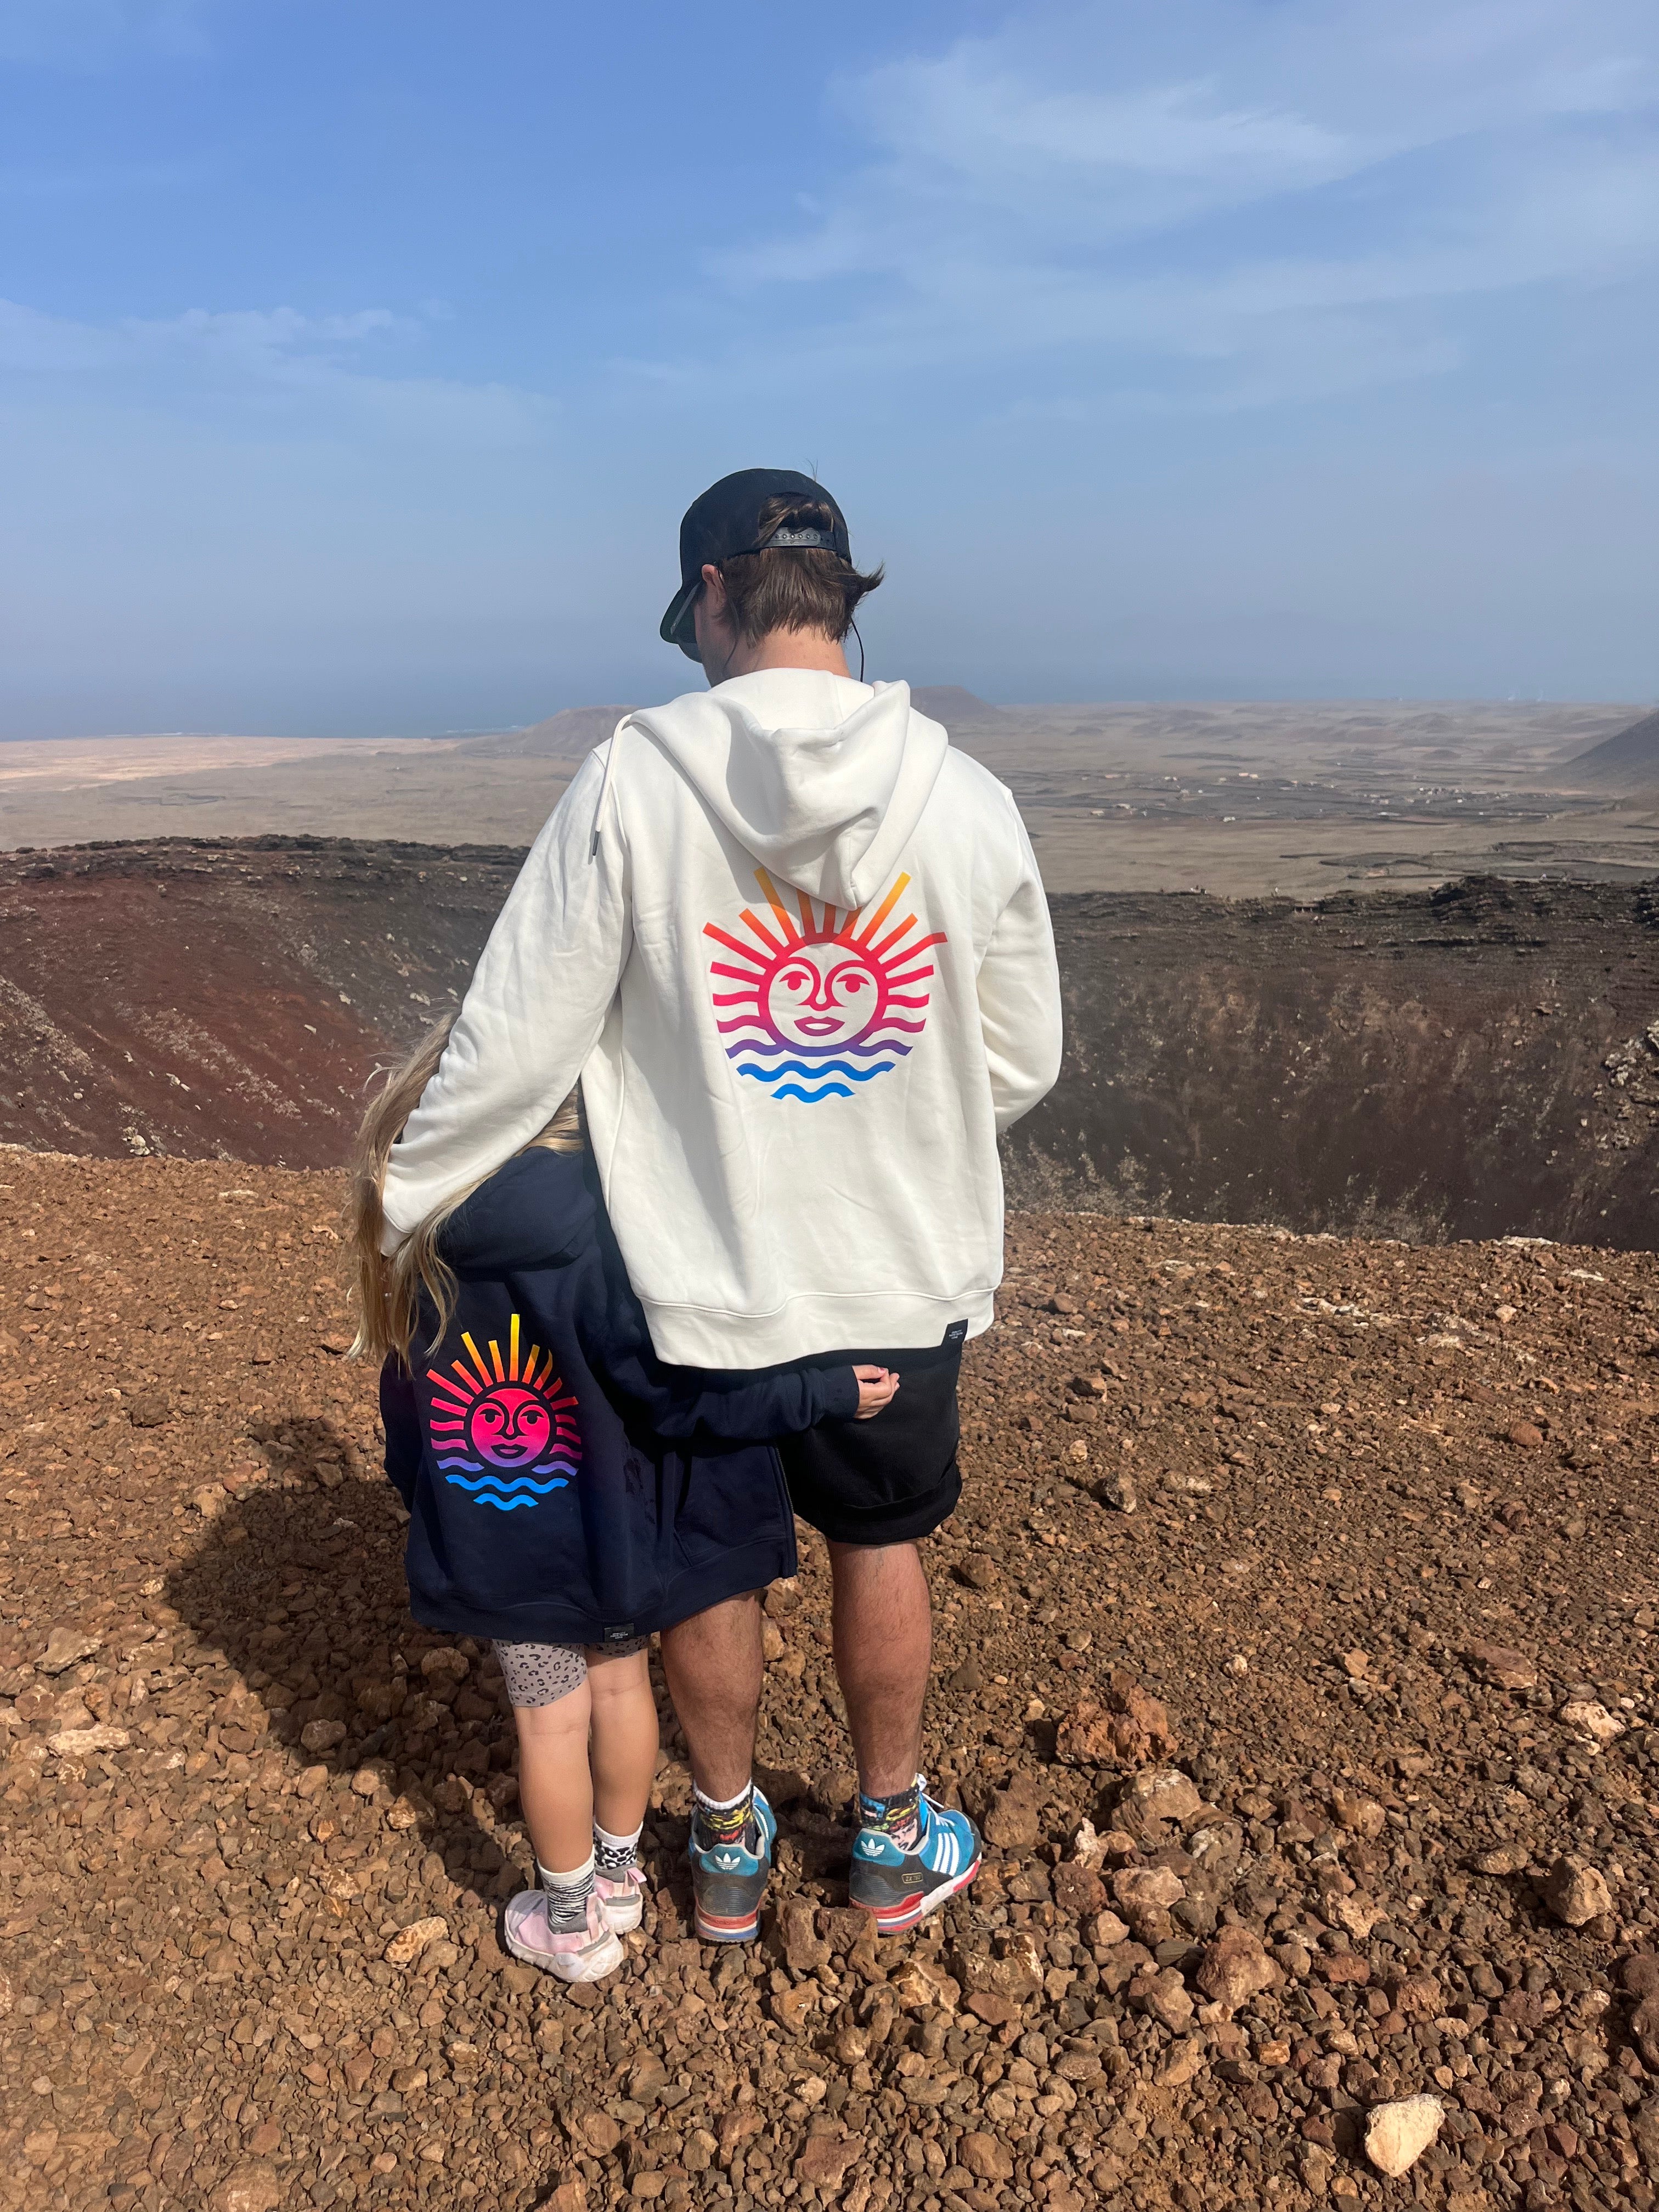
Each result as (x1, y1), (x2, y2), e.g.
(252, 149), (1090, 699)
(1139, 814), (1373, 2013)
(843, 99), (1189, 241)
(693, 1780), (752, 1812)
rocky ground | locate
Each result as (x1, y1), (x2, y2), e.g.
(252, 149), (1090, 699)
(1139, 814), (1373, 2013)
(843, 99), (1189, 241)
(6, 1154), (1659, 2212)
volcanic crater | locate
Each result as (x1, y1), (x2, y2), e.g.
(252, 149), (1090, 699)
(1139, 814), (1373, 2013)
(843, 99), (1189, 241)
(4, 836), (1658, 1249)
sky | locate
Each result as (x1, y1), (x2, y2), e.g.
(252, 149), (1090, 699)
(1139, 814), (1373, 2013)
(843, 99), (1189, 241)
(1, 0), (1656, 736)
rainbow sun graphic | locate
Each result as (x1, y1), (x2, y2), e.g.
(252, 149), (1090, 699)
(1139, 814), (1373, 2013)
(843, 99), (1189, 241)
(705, 867), (947, 1104)
(425, 1313), (582, 1512)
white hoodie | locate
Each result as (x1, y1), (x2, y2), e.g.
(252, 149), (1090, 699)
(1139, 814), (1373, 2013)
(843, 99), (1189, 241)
(381, 671), (1063, 1366)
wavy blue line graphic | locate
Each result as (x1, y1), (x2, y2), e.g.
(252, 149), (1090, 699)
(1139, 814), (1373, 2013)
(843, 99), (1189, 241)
(471, 1494), (541, 1511)
(444, 1471), (572, 1497)
(437, 1457), (483, 1471)
(773, 1081), (854, 1103)
(735, 1058), (895, 1085)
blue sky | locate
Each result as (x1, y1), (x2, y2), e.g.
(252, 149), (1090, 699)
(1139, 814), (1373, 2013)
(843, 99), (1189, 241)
(2, 0), (1655, 735)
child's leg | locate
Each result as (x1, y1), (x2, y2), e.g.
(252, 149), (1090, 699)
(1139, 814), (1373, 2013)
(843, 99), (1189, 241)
(498, 1642), (595, 1879)
(584, 1643), (658, 1839)
(495, 1641), (624, 1983)
(583, 1642), (657, 1934)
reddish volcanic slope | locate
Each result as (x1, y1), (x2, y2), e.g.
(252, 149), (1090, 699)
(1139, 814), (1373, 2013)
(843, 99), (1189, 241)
(0, 838), (519, 1167)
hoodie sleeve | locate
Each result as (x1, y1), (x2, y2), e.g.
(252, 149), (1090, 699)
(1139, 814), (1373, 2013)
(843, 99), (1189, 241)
(379, 744), (631, 1249)
(977, 792), (1064, 1133)
(379, 1356), (422, 1508)
(581, 1254), (859, 1440)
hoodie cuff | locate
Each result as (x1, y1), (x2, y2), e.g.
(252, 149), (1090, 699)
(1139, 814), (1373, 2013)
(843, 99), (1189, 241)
(822, 1367), (862, 1421)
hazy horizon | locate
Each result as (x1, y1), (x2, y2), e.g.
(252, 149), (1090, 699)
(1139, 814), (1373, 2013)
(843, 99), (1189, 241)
(3, 0), (1656, 737)
(4, 684), (1656, 750)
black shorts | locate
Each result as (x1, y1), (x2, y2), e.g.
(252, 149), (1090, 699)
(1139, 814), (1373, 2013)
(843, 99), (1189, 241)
(776, 1328), (966, 1548)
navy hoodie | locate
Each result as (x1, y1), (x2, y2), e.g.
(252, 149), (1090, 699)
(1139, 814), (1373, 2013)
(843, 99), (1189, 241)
(379, 1148), (857, 1646)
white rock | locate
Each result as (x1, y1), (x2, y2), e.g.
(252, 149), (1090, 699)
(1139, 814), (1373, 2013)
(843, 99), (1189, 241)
(1365, 2094), (1444, 2177)
(1119, 1765), (1203, 1828)
(1113, 1864), (1186, 1912)
(37, 1627), (100, 1676)
(1071, 1819), (1107, 1870)
(1331, 1893), (1384, 1940)
(1561, 1698), (1626, 1747)
(1544, 1855), (1614, 1927)
(385, 1915), (448, 1966)
(46, 1724), (131, 1757)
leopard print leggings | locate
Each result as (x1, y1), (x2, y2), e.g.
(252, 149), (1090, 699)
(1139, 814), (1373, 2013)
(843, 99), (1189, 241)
(493, 1636), (648, 1708)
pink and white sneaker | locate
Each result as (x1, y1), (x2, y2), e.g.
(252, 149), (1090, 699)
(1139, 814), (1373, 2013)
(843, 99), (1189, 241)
(595, 1864), (647, 1933)
(503, 1888), (623, 1983)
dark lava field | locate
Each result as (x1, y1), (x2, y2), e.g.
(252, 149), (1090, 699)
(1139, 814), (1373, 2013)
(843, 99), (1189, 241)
(5, 838), (1659, 1248)
(7, 1156), (1659, 2212)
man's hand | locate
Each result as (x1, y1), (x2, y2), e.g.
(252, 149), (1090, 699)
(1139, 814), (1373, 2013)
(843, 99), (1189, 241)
(853, 1364), (900, 1419)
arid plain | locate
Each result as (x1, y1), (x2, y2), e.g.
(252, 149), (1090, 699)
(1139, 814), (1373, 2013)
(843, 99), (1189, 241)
(3, 694), (1653, 900)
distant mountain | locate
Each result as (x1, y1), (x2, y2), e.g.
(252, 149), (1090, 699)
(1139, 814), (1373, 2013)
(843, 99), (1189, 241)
(460, 688), (1005, 758)
(909, 685), (1010, 730)
(1562, 707), (1659, 787)
(459, 705), (634, 761)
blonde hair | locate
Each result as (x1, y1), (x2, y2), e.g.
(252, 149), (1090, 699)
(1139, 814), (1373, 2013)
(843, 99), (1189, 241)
(348, 1011), (582, 1365)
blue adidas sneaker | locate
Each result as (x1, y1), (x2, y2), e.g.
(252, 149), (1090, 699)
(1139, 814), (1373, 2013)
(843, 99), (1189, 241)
(687, 1786), (776, 1943)
(850, 1784), (981, 1936)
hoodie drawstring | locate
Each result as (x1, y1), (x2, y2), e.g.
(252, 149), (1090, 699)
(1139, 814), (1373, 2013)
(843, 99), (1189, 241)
(590, 719), (631, 859)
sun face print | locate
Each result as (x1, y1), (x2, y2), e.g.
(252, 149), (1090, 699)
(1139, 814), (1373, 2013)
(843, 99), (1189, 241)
(424, 1313), (582, 1512)
(705, 867), (947, 1104)
(763, 941), (887, 1051)
(467, 1387), (551, 1468)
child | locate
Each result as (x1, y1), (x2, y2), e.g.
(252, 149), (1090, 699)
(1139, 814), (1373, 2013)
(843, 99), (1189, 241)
(351, 1022), (896, 1982)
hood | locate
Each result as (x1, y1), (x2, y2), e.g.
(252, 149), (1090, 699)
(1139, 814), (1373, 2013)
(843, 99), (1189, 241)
(438, 1149), (591, 1274)
(625, 671), (949, 910)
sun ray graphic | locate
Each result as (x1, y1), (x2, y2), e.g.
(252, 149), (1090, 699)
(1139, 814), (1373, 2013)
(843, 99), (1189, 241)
(703, 869), (947, 1104)
(423, 1311), (584, 1513)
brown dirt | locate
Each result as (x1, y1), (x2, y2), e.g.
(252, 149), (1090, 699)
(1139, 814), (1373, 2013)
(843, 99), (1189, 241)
(7, 1154), (1659, 2211)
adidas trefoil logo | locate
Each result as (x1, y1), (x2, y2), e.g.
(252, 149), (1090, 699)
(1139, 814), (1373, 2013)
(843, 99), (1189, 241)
(712, 1850), (744, 1870)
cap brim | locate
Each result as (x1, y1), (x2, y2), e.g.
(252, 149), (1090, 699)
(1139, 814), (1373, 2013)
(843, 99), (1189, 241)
(659, 582), (703, 662)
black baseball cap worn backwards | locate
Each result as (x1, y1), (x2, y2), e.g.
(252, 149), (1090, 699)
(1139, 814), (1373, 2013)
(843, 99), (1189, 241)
(660, 467), (852, 662)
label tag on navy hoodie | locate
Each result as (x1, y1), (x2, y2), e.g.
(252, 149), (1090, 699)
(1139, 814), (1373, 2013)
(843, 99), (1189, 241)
(600, 1623), (639, 1645)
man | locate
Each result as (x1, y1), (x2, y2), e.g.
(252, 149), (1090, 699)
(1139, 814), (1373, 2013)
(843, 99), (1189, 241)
(381, 467), (1063, 1939)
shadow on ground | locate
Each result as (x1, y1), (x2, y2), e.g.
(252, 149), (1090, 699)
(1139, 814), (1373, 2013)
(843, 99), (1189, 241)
(159, 1415), (741, 1973)
(163, 1419), (536, 1929)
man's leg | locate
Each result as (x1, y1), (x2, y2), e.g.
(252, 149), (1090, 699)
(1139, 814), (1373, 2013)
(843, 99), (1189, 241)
(829, 1539), (932, 1798)
(658, 1592), (763, 1801)
(659, 1593), (774, 1943)
(832, 1534), (979, 1933)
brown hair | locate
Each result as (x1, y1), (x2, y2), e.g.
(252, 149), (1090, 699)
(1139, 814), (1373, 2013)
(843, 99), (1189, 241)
(715, 492), (883, 646)
(347, 1013), (582, 1365)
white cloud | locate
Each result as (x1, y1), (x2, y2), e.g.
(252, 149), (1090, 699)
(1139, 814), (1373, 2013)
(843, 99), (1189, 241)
(0, 296), (554, 446)
(704, 0), (1659, 408)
